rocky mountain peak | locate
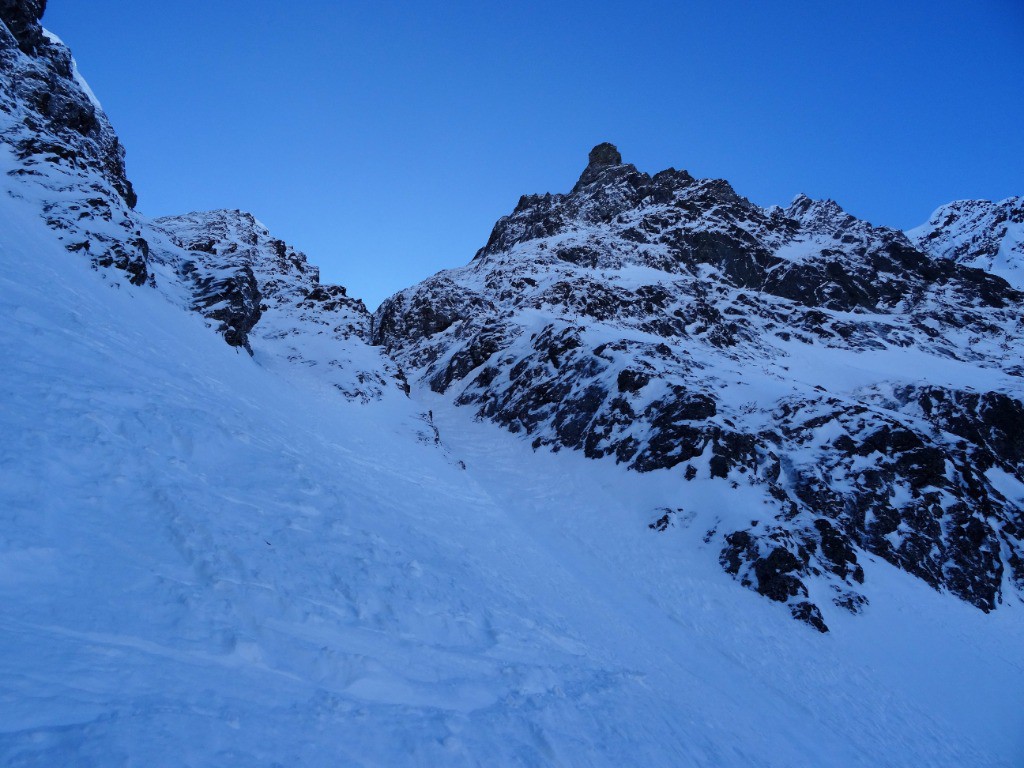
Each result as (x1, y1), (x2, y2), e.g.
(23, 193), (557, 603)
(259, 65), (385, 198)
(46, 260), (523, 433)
(784, 194), (861, 235)
(575, 141), (634, 189)
(587, 141), (622, 167)
(909, 196), (1024, 288)
(375, 144), (1024, 631)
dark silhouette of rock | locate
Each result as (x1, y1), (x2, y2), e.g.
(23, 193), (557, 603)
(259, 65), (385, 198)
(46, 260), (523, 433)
(0, 0), (46, 53)
(588, 142), (622, 167)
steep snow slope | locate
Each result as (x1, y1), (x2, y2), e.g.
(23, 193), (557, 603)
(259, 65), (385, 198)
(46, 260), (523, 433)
(909, 196), (1024, 289)
(3, 147), (1024, 768)
(375, 144), (1024, 630)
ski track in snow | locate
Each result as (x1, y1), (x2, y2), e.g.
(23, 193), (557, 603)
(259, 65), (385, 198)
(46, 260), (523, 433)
(1, 176), (1023, 765)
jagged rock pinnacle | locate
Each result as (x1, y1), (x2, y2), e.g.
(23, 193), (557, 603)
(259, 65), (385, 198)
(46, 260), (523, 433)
(574, 142), (624, 189)
(588, 142), (622, 167)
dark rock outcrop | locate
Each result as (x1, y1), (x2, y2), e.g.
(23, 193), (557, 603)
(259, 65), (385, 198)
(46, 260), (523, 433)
(0, 0), (46, 53)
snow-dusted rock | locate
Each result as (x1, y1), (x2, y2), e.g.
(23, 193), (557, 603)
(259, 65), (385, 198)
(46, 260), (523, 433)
(153, 209), (408, 401)
(375, 143), (1024, 629)
(909, 196), (1024, 289)
(0, 1), (148, 284)
(4, 0), (1023, 632)
(3, 6), (1024, 764)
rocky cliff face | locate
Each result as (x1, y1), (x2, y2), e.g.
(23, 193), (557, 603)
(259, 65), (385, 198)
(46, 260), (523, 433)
(152, 210), (408, 401)
(0, 0), (46, 53)
(0, 0), (147, 284)
(374, 144), (1024, 630)
(909, 196), (1024, 289)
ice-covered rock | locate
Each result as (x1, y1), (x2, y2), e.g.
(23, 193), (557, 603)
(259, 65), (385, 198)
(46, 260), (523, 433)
(153, 209), (408, 401)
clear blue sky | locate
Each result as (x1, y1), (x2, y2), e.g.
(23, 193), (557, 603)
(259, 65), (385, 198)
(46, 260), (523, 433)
(44, 1), (1024, 309)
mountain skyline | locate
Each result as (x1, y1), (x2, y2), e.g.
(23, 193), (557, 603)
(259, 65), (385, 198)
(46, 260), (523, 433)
(42, 0), (1024, 309)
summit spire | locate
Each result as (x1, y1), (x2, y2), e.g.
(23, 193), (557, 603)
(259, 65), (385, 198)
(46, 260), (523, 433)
(575, 142), (624, 188)
(587, 142), (622, 167)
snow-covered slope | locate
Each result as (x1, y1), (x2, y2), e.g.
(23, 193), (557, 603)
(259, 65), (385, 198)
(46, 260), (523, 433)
(3, 3), (1024, 765)
(909, 196), (1024, 289)
(375, 143), (1024, 631)
(4, 140), (1024, 768)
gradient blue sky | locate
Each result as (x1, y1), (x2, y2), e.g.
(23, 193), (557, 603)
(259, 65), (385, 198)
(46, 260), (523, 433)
(45, 1), (1024, 309)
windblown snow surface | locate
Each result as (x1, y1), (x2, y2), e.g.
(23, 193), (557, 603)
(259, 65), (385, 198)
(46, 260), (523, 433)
(1, 170), (1023, 765)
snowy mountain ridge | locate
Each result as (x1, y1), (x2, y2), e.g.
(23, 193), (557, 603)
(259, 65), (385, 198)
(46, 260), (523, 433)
(909, 195), (1024, 289)
(0, 0), (408, 407)
(3, 2), (1024, 765)
(374, 142), (1024, 631)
